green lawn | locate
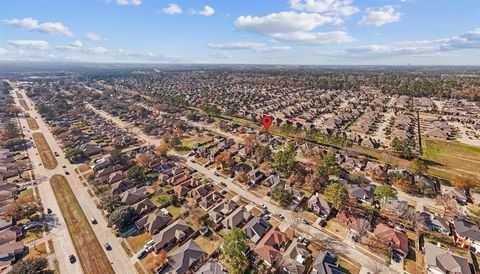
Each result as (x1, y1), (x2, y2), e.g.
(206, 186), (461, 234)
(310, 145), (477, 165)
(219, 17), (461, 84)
(167, 205), (184, 218)
(152, 193), (171, 207)
(18, 188), (34, 199)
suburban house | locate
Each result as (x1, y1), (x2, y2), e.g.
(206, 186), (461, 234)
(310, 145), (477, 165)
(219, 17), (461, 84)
(243, 216), (271, 244)
(280, 238), (311, 274)
(165, 239), (208, 274)
(424, 242), (471, 274)
(153, 219), (191, 253)
(307, 193), (332, 219)
(311, 251), (346, 274)
(453, 218), (480, 252)
(194, 259), (227, 274)
(135, 208), (172, 234)
(222, 206), (251, 229)
(208, 200), (238, 224)
(253, 227), (289, 266)
(373, 223), (409, 257)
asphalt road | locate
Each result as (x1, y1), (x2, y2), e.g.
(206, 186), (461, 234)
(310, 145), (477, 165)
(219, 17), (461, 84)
(87, 104), (397, 274)
(15, 90), (137, 274)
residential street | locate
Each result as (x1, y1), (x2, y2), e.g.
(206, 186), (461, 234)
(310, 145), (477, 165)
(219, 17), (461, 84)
(14, 90), (137, 274)
(87, 104), (397, 274)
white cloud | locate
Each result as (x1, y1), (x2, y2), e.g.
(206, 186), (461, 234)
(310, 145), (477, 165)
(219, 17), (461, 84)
(359, 5), (402, 27)
(207, 42), (266, 50)
(85, 46), (108, 54)
(116, 0), (141, 6)
(198, 5), (215, 16)
(85, 33), (105, 41)
(290, 0), (359, 17)
(2, 17), (74, 36)
(207, 42), (291, 53)
(211, 52), (232, 59)
(235, 12), (353, 44)
(163, 4), (182, 15)
(343, 28), (480, 58)
(7, 40), (50, 50)
(0, 48), (7, 56)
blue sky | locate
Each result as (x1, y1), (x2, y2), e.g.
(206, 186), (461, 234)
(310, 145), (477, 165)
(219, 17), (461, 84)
(0, 0), (479, 65)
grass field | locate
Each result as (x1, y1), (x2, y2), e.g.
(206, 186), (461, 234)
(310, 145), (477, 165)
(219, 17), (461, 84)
(423, 138), (480, 180)
(32, 133), (58, 169)
(127, 232), (151, 253)
(26, 117), (39, 130)
(19, 99), (30, 110)
(50, 175), (115, 274)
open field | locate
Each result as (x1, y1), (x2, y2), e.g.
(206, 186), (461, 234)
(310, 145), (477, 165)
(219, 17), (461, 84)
(26, 117), (39, 130)
(32, 132), (58, 169)
(423, 138), (480, 180)
(19, 99), (30, 110)
(50, 175), (115, 274)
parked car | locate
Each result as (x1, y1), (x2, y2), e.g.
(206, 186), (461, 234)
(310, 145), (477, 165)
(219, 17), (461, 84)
(69, 255), (76, 263)
(54, 152), (59, 157)
(24, 222), (39, 230)
(104, 243), (112, 251)
(47, 208), (52, 214)
(144, 240), (154, 249)
(65, 171), (70, 175)
(137, 250), (147, 259)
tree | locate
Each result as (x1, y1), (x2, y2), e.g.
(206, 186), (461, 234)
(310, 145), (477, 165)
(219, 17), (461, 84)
(273, 143), (297, 177)
(65, 148), (86, 163)
(322, 151), (337, 168)
(108, 206), (137, 231)
(127, 165), (148, 186)
(215, 151), (234, 170)
(236, 171), (248, 184)
(110, 148), (123, 163)
(304, 173), (326, 192)
(255, 145), (272, 164)
(222, 228), (249, 274)
(411, 158), (428, 175)
(243, 134), (258, 155)
(356, 218), (372, 238)
(271, 185), (293, 208)
(169, 134), (181, 147)
(155, 250), (168, 268)
(323, 183), (348, 211)
(8, 257), (49, 274)
(155, 143), (171, 156)
(5, 123), (19, 140)
(452, 175), (477, 192)
(374, 184), (397, 206)
(136, 153), (154, 168)
(99, 194), (123, 214)
(392, 137), (415, 159)
(5, 195), (43, 220)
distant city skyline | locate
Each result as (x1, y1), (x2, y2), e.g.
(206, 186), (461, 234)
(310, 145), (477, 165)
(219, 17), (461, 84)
(1, 0), (479, 65)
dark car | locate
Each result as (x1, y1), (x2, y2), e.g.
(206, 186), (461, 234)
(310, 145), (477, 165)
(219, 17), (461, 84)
(69, 255), (76, 263)
(137, 250), (147, 259)
(104, 243), (112, 251)
(47, 208), (52, 214)
(65, 171), (70, 175)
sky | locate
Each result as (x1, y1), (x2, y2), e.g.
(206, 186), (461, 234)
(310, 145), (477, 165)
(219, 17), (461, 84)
(0, 0), (479, 65)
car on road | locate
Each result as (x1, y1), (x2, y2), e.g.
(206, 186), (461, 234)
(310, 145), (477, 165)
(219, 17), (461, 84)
(47, 208), (52, 214)
(38, 163), (42, 166)
(54, 152), (59, 157)
(65, 171), (70, 175)
(104, 243), (112, 251)
(220, 182), (227, 187)
(69, 254), (76, 263)
(62, 165), (66, 168)
(91, 218), (97, 224)
(213, 172), (219, 176)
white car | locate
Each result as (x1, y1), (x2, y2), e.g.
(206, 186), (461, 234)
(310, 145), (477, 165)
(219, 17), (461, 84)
(143, 240), (154, 249)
